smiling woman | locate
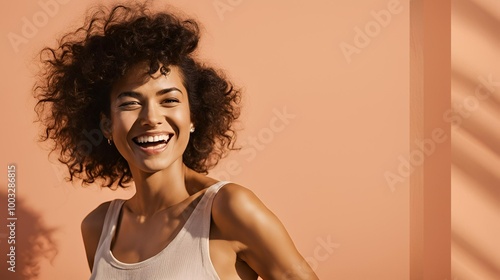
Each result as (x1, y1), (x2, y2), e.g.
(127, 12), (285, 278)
(106, 64), (193, 175)
(33, 2), (318, 279)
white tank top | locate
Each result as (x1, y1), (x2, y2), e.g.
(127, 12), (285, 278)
(90, 181), (229, 280)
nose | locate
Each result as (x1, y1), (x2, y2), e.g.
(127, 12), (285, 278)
(140, 102), (163, 127)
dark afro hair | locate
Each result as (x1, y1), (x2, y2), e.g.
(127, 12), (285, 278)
(34, 2), (241, 188)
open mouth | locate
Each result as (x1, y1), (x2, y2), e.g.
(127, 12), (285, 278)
(132, 134), (172, 150)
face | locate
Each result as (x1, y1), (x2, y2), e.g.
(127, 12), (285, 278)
(105, 63), (193, 174)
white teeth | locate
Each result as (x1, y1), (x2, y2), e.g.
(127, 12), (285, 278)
(135, 134), (170, 144)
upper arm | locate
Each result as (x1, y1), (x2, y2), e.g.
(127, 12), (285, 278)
(212, 184), (318, 280)
(81, 202), (110, 272)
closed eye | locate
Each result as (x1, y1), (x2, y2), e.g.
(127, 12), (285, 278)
(162, 98), (180, 105)
(118, 101), (141, 109)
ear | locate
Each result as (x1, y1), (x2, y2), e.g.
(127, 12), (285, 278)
(100, 113), (113, 139)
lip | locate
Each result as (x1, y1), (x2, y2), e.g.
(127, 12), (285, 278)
(137, 140), (169, 155)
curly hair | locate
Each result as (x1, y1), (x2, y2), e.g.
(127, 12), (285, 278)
(34, 3), (241, 188)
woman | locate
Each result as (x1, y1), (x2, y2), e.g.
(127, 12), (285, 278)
(34, 2), (318, 279)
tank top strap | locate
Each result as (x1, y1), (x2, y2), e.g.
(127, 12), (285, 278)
(200, 180), (230, 222)
(93, 199), (126, 267)
(203, 180), (231, 206)
(182, 181), (231, 236)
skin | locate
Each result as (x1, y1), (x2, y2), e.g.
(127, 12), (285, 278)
(81, 63), (319, 280)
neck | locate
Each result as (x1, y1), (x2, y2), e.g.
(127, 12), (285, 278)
(126, 159), (190, 217)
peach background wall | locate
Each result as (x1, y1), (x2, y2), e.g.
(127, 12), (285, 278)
(451, 0), (500, 279)
(0, 0), (410, 279)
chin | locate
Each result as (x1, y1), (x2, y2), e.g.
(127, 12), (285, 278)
(133, 157), (182, 174)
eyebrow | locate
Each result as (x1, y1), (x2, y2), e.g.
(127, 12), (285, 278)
(116, 87), (183, 99)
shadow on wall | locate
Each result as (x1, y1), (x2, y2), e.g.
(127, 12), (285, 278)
(452, 232), (500, 277)
(452, 0), (500, 202)
(452, 0), (500, 279)
(451, 66), (500, 198)
(0, 190), (58, 280)
(453, 0), (500, 45)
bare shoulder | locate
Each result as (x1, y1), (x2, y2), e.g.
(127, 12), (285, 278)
(82, 201), (111, 229)
(212, 183), (262, 214)
(211, 183), (272, 231)
(81, 201), (112, 271)
(212, 183), (318, 279)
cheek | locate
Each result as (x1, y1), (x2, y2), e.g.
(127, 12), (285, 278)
(179, 109), (192, 126)
(110, 113), (136, 141)
(171, 105), (192, 130)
